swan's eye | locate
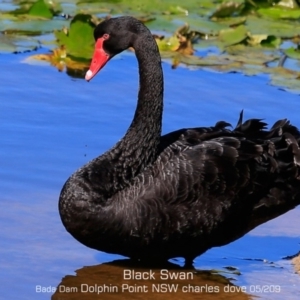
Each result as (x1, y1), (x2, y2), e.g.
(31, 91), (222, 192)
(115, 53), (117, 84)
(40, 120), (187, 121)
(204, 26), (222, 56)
(103, 33), (110, 40)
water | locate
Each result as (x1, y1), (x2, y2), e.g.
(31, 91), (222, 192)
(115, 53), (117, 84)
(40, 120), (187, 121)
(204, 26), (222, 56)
(0, 50), (300, 300)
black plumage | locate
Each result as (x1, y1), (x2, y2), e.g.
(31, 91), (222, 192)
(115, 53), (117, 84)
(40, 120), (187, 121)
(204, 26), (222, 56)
(59, 16), (300, 266)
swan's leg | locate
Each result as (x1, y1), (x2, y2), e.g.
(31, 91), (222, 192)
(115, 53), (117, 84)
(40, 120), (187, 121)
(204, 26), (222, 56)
(184, 257), (195, 269)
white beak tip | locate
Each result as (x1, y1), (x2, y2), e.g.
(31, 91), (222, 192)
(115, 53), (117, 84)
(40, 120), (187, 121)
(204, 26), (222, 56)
(85, 70), (93, 81)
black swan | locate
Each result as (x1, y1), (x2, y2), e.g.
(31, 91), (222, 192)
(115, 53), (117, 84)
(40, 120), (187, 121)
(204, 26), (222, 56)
(59, 16), (300, 266)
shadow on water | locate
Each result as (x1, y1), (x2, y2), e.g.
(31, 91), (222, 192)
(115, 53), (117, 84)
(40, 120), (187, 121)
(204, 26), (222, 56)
(52, 259), (251, 300)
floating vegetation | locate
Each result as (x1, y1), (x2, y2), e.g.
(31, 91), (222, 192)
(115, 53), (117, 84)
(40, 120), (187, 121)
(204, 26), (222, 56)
(1, 0), (300, 91)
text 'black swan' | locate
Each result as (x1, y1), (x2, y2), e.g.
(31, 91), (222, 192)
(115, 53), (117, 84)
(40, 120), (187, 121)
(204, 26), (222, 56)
(59, 16), (300, 266)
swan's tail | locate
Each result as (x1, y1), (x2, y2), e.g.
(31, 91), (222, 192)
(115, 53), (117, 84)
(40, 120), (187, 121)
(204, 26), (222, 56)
(234, 111), (300, 232)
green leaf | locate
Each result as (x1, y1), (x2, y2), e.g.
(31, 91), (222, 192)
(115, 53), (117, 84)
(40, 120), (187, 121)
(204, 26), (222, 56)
(284, 47), (300, 60)
(187, 18), (228, 36)
(258, 7), (300, 20)
(156, 35), (180, 52)
(28, 0), (54, 19)
(54, 13), (96, 59)
(215, 16), (247, 27)
(210, 0), (245, 19)
(246, 15), (300, 38)
(167, 6), (189, 15)
(0, 19), (68, 35)
(247, 33), (281, 47)
(260, 35), (281, 47)
(218, 25), (248, 47)
(247, 33), (268, 46)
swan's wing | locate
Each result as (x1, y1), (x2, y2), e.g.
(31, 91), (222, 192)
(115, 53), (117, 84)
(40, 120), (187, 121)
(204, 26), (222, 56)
(134, 117), (300, 237)
(164, 118), (300, 203)
(151, 136), (264, 205)
(159, 112), (300, 152)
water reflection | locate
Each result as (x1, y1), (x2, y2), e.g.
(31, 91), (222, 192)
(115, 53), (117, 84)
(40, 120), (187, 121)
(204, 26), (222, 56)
(52, 259), (251, 300)
(1, 51), (300, 299)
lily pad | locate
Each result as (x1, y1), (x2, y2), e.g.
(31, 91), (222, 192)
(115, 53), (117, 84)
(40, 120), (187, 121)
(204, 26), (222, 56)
(0, 18), (68, 36)
(247, 33), (269, 46)
(54, 13), (96, 59)
(166, 6), (189, 15)
(284, 47), (300, 60)
(28, 0), (54, 19)
(186, 17), (228, 36)
(223, 52), (279, 65)
(246, 15), (300, 38)
(8, 0), (61, 19)
(210, 0), (245, 19)
(144, 16), (183, 33)
(4, 0), (300, 92)
(260, 35), (281, 48)
(156, 35), (180, 52)
(155, 24), (197, 55)
(215, 16), (247, 27)
(247, 33), (281, 47)
(270, 67), (300, 91)
(218, 25), (248, 47)
(0, 33), (40, 53)
(258, 7), (300, 20)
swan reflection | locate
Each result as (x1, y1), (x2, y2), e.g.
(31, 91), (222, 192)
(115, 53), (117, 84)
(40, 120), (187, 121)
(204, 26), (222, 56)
(52, 259), (251, 300)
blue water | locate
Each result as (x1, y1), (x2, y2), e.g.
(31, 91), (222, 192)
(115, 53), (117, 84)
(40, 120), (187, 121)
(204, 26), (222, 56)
(0, 50), (300, 300)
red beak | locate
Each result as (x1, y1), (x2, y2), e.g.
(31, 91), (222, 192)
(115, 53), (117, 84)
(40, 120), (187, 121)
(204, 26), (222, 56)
(85, 38), (110, 81)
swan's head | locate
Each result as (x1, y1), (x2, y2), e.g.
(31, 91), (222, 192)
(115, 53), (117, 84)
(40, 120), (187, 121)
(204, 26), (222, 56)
(85, 16), (145, 81)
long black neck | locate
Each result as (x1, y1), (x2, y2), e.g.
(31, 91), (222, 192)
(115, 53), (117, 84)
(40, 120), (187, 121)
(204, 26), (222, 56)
(99, 28), (164, 193)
